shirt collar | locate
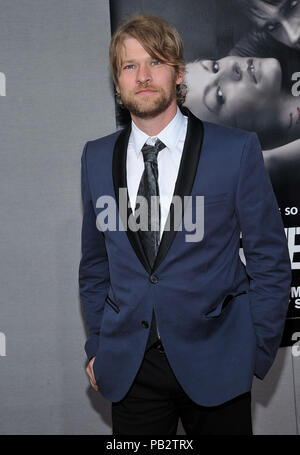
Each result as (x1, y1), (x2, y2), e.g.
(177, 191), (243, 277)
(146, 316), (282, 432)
(131, 107), (186, 157)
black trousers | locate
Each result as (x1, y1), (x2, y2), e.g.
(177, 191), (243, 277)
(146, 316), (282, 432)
(111, 343), (253, 435)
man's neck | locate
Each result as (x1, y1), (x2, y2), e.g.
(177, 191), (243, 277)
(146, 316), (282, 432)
(131, 102), (178, 137)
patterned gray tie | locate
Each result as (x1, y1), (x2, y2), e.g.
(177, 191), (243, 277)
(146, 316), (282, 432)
(135, 138), (165, 350)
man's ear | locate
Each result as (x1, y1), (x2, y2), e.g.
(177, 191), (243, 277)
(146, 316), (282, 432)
(176, 68), (186, 85)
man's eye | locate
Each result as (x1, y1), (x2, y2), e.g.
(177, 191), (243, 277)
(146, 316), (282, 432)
(216, 86), (225, 105)
(151, 60), (161, 66)
(212, 60), (219, 73)
(265, 22), (279, 32)
(123, 64), (135, 70)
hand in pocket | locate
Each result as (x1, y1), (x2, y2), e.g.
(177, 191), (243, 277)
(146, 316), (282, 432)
(86, 356), (99, 392)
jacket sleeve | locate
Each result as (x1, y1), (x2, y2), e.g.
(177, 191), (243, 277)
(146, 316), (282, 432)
(235, 132), (291, 379)
(79, 142), (110, 361)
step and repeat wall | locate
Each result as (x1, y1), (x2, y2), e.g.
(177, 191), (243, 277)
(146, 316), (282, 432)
(0, 0), (299, 435)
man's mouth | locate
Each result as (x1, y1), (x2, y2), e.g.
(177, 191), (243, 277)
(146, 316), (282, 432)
(135, 89), (158, 95)
(247, 58), (258, 84)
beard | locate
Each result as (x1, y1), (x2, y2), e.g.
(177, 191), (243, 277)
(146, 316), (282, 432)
(118, 81), (177, 119)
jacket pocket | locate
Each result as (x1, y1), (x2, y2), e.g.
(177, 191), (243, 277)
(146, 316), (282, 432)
(105, 295), (120, 313)
(203, 290), (247, 319)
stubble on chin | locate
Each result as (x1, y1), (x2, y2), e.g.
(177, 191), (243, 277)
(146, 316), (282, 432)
(120, 86), (176, 119)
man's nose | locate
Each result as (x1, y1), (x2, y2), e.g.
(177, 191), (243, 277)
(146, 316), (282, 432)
(281, 19), (300, 45)
(136, 64), (152, 84)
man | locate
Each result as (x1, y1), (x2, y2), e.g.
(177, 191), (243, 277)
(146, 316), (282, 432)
(230, 0), (300, 92)
(79, 14), (291, 435)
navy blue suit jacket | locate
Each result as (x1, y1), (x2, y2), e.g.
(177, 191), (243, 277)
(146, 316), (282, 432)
(79, 108), (291, 406)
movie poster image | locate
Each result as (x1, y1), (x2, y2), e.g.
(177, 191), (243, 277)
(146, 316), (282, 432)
(109, 0), (300, 346)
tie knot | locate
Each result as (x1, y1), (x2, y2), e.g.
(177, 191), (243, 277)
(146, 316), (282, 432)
(141, 139), (165, 163)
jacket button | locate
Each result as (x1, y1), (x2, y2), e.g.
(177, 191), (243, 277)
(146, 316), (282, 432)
(149, 274), (158, 284)
(141, 321), (149, 328)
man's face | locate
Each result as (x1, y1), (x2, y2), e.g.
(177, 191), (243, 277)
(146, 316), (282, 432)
(115, 37), (184, 119)
(248, 0), (300, 49)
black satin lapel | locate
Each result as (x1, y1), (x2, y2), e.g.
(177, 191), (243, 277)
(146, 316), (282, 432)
(112, 125), (152, 274)
(152, 108), (204, 272)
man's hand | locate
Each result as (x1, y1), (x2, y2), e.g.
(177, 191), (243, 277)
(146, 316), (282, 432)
(86, 356), (99, 391)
